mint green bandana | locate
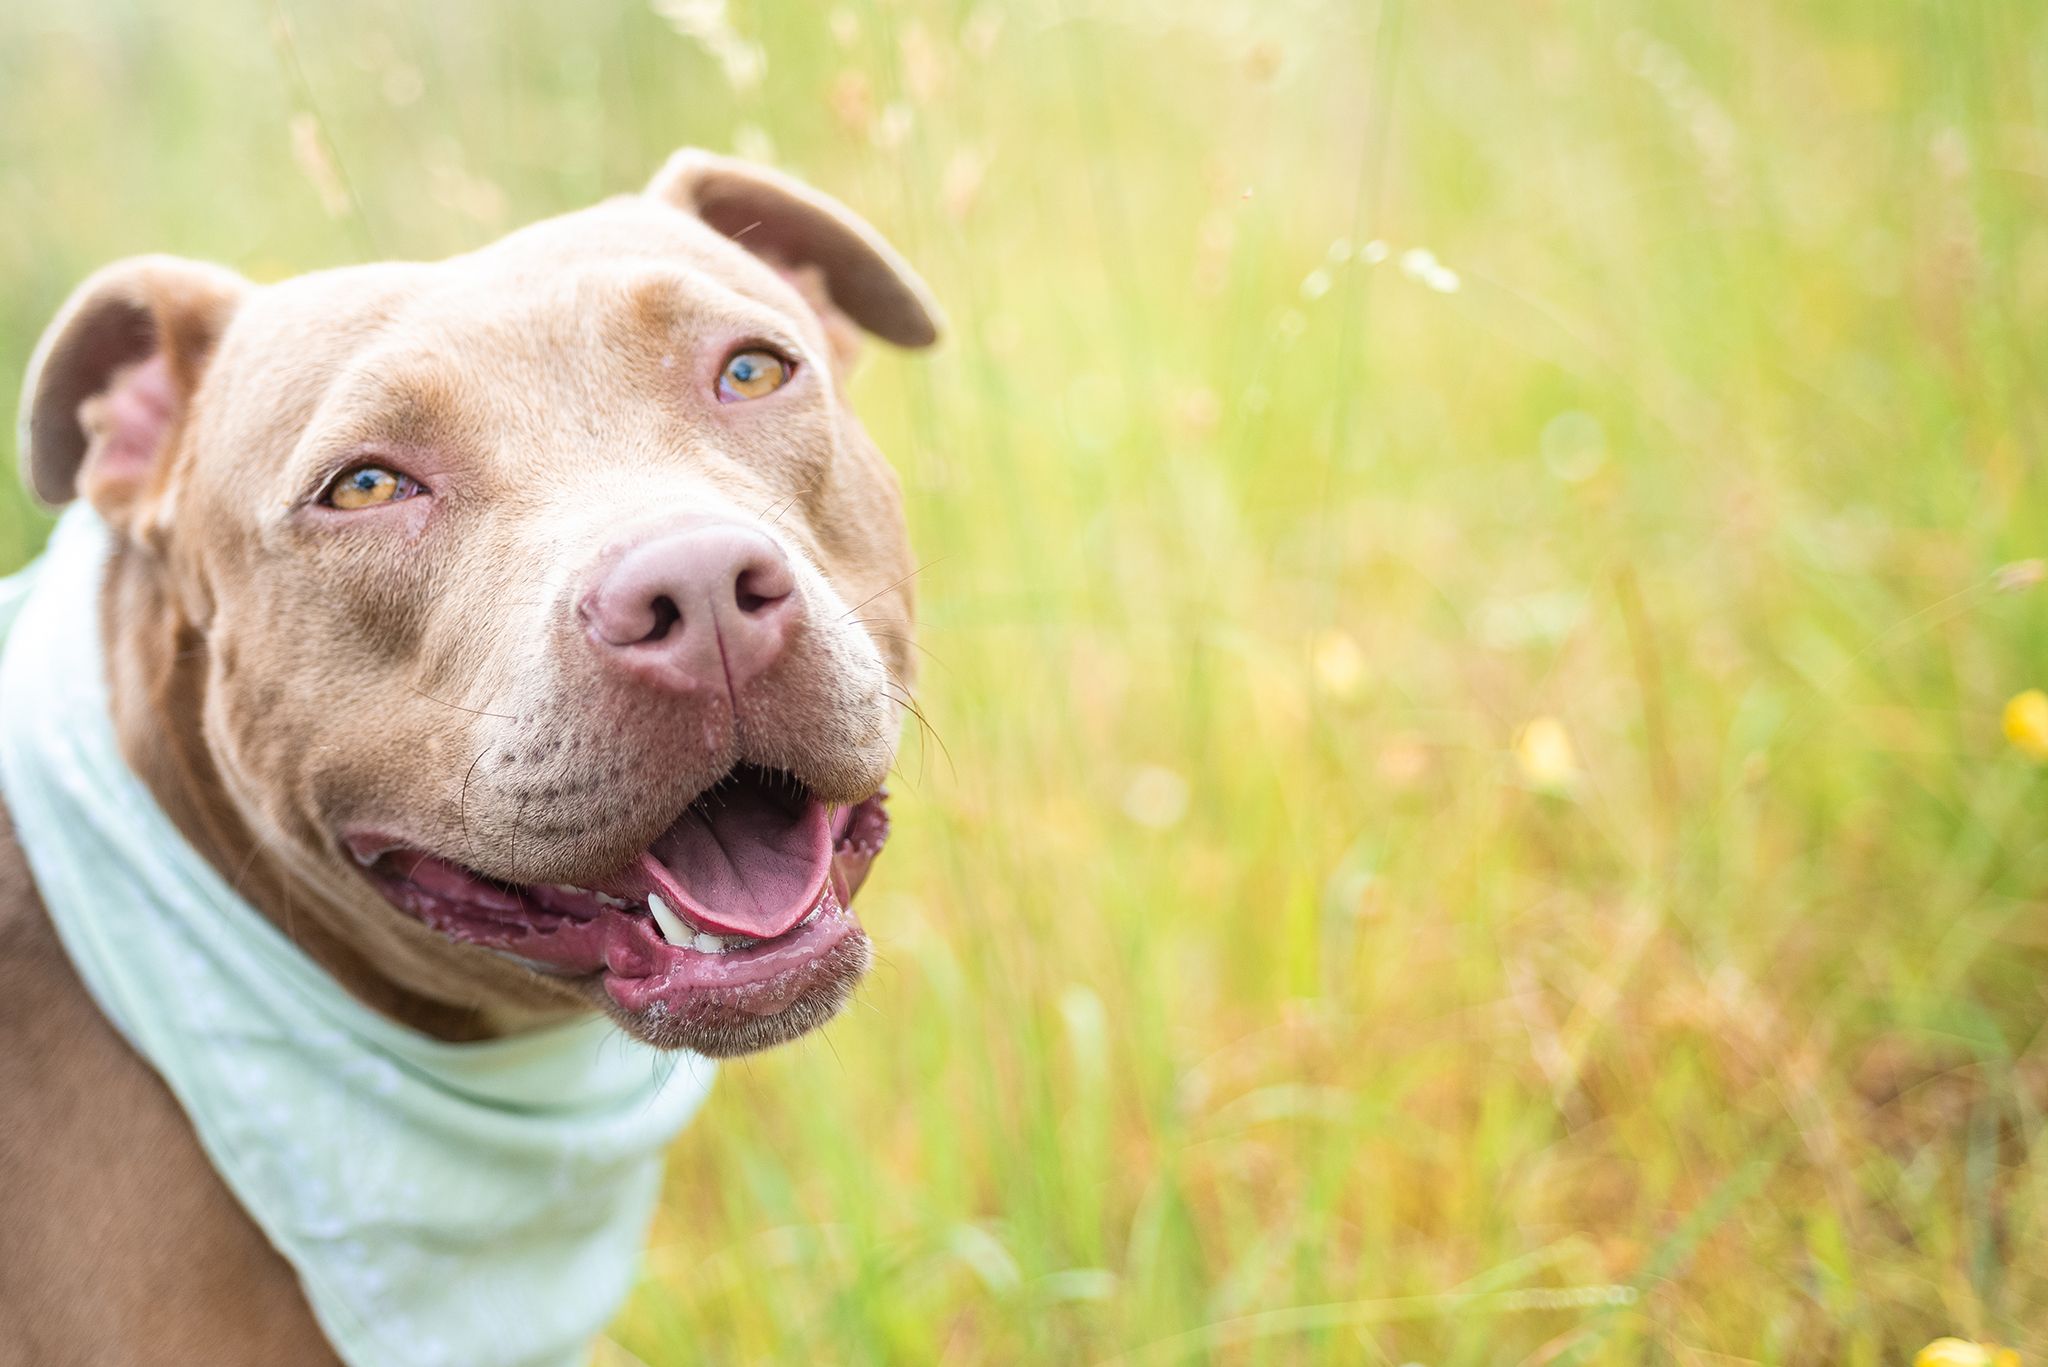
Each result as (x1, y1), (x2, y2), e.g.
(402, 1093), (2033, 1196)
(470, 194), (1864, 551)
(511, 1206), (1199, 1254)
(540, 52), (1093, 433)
(0, 508), (715, 1367)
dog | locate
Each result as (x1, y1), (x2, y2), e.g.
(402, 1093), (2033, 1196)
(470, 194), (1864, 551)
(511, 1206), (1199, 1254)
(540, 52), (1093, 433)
(0, 148), (939, 1365)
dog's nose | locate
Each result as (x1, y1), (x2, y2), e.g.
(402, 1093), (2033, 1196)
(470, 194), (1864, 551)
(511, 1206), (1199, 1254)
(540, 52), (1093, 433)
(581, 524), (800, 695)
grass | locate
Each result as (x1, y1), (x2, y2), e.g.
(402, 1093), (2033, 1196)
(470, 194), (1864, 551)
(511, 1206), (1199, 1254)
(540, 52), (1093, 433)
(4, 0), (2048, 1361)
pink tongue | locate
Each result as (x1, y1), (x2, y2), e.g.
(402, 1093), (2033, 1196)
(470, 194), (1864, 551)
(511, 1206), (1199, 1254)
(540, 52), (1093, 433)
(636, 773), (833, 938)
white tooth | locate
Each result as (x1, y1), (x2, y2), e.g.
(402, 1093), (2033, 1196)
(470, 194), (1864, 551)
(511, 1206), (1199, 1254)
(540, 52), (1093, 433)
(647, 894), (691, 947)
(550, 883), (582, 894)
(596, 893), (630, 909)
(692, 932), (726, 954)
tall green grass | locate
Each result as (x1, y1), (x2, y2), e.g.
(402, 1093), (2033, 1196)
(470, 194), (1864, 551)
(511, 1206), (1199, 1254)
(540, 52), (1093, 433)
(4, 1), (2046, 1360)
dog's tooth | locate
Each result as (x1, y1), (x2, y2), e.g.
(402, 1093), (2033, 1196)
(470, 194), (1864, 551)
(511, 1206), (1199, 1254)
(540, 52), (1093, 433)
(596, 893), (630, 909)
(647, 893), (691, 947)
(691, 932), (726, 955)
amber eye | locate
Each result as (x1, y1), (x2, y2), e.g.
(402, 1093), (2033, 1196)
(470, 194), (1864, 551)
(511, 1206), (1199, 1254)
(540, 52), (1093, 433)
(324, 465), (421, 510)
(718, 349), (792, 402)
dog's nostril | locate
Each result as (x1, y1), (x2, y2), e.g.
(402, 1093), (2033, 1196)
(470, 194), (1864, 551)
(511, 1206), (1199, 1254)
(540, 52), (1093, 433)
(643, 596), (682, 643)
(734, 567), (790, 617)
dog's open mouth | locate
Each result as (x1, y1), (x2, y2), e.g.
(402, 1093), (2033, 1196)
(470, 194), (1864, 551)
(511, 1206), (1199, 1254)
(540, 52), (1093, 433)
(344, 764), (888, 1051)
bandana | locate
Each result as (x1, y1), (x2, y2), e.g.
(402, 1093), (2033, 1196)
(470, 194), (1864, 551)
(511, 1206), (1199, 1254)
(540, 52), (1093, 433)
(0, 507), (714, 1367)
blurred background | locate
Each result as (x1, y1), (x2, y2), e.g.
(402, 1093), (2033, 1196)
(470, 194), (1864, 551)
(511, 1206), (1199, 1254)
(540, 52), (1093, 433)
(4, 1), (2047, 1361)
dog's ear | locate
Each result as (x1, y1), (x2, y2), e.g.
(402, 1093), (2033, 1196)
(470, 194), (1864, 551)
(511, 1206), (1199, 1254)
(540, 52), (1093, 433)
(646, 149), (942, 365)
(18, 255), (248, 525)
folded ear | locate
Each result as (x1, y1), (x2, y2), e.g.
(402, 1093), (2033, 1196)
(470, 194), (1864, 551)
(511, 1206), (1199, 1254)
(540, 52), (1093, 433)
(18, 255), (248, 523)
(646, 149), (942, 359)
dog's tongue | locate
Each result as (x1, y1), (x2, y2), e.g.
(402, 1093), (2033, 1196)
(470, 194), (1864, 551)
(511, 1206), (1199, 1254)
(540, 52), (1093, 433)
(635, 769), (834, 939)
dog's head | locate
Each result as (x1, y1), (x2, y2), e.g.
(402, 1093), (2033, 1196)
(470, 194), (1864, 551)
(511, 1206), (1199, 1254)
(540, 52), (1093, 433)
(17, 150), (940, 1055)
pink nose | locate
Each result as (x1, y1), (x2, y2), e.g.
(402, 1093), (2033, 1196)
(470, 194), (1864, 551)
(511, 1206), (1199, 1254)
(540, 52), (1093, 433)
(581, 524), (800, 696)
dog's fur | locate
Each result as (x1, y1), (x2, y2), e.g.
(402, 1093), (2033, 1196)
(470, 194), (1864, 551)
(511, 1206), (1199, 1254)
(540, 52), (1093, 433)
(0, 150), (937, 1364)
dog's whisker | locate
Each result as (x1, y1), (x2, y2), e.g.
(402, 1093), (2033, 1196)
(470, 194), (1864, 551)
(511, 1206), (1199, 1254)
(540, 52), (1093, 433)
(881, 682), (954, 780)
(224, 835), (273, 916)
(860, 629), (949, 674)
(407, 685), (518, 721)
(458, 746), (489, 848)
(838, 557), (947, 621)
(507, 795), (527, 885)
(847, 616), (922, 641)
(756, 474), (822, 531)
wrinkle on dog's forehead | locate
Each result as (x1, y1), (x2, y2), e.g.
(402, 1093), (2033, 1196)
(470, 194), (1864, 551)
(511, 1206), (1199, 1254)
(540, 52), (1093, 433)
(457, 198), (836, 353)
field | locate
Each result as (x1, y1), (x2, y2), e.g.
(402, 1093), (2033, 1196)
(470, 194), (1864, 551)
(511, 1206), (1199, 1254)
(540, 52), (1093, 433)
(4, 1), (2047, 1361)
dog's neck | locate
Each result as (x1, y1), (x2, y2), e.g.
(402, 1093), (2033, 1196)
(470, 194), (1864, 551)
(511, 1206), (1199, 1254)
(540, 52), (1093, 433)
(99, 539), (501, 1041)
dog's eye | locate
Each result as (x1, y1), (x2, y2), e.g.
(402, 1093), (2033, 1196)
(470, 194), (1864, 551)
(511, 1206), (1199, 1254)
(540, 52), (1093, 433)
(324, 465), (421, 511)
(718, 349), (792, 402)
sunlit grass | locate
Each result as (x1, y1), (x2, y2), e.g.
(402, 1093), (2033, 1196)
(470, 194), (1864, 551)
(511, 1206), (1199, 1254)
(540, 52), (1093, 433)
(4, 1), (2047, 1361)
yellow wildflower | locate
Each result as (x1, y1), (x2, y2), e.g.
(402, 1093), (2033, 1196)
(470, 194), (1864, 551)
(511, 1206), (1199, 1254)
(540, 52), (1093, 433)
(1915, 1338), (2019, 1367)
(2002, 690), (2048, 760)
(1122, 765), (1190, 831)
(1514, 716), (1579, 790)
(1312, 631), (1366, 700)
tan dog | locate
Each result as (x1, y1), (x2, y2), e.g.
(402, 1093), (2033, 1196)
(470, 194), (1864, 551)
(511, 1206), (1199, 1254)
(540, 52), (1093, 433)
(0, 150), (938, 1364)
